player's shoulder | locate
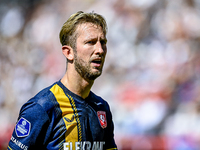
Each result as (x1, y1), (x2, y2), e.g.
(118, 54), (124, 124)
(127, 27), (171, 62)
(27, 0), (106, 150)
(20, 81), (59, 115)
(90, 92), (110, 108)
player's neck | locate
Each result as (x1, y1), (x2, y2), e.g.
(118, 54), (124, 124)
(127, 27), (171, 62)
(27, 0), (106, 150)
(61, 69), (94, 99)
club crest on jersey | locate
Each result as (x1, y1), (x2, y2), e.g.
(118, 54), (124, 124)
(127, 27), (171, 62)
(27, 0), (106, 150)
(15, 117), (31, 137)
(97, 111), (107, 128)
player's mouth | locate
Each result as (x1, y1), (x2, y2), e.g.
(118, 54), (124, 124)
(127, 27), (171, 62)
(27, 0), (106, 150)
(91, 58), (103, 67)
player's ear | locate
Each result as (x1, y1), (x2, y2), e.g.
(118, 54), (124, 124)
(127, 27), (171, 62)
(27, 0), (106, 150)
(62, 45), (74, 61)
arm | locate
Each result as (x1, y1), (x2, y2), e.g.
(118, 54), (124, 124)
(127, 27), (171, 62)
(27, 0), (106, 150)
(7, 102), (50, 150)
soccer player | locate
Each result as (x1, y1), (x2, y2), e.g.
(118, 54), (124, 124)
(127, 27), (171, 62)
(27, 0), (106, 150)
(7, 11), (117, 150)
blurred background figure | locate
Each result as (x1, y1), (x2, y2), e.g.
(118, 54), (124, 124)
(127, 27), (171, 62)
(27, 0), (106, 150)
(1, 0), (200, 149)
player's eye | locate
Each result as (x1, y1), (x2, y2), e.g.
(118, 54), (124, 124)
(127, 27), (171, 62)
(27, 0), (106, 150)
(87, 40), (96, 45)
(100, 40), (107, 45)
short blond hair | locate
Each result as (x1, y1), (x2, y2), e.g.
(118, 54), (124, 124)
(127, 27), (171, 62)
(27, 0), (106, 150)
(59, 11), (108, 49)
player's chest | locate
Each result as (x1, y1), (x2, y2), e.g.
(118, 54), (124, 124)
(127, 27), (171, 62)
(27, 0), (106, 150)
(54, 103), (107, 140)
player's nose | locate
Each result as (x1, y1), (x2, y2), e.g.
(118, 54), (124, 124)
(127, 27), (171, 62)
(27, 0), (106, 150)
(95, 41), (107, 55)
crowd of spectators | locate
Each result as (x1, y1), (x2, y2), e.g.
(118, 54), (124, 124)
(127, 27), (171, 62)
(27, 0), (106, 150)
(1, 0), (200, 149)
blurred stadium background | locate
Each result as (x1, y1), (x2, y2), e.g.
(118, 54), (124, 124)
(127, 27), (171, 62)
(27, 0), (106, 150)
(1, 0), (200, 149)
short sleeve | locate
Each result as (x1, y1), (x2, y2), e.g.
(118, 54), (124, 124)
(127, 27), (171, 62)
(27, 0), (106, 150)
(7, 102), (50, 150)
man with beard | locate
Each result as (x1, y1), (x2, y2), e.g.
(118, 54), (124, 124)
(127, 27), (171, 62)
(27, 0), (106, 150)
(7, 11), (117, 150)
